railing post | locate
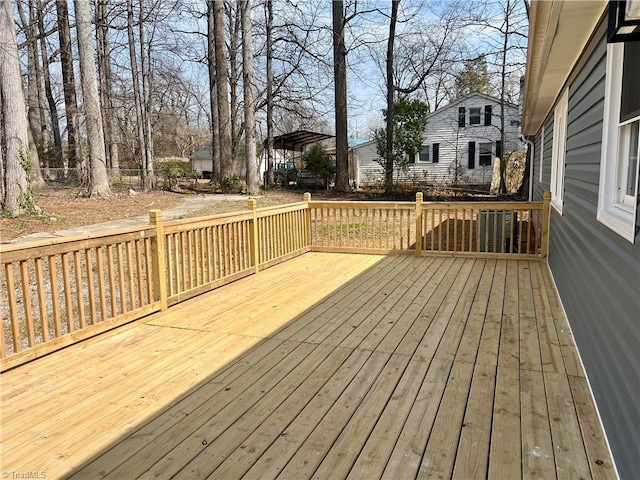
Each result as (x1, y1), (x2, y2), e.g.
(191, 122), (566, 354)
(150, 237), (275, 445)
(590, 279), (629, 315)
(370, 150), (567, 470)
(541, 191), (551, 259)
(249, 199), (260, 273)
(303, 192), (312, 248)
(415, 192), (423, 257)
(149, 210), (168, 311)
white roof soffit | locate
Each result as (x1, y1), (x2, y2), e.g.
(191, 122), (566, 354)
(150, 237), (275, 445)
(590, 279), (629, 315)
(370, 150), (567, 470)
(522, 0), (607, 135)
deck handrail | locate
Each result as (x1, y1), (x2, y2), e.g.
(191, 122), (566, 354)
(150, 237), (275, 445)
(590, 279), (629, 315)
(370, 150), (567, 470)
(0, 192), (550, 370)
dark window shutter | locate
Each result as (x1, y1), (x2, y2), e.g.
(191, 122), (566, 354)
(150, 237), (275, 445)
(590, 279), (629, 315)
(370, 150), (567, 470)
(496, 140), (502, 159)
(458, 107), (466, 128)
(433, 143), (439, 163)
(468, 141), (475, 169)
(484, 105), (492, 126)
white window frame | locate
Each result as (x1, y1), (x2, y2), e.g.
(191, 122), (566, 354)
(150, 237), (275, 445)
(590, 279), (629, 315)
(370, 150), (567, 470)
(550, 89), (568, 214)
(469, 107), (481, 125)
(597, 42), (639, 243)
(539, 125), (544, 183)
(417, 144), (430, 163)
(478, 142), (493, 167)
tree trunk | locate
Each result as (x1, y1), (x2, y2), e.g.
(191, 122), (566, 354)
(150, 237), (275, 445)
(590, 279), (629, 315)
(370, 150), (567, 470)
(37, 0), (63, 168)
(229, 5), (240, 168)
(240, 0), (257, 194)
(56, 0), (81, 172)
(96, 0), (120, 175)
(139, 0), (155, 190)
(127, 0), (146, 188)
(207, 1), (221, 180)
(265, 0), (274, 187)
(74, 0), (111, 197)
(17, 0), (44, 186)
(499, 0), (510, 194)
(214, 0), (233, 178)
(0, 0), (35, 214)
(385, 0), (399, 192)
(332, 0), (349, 192)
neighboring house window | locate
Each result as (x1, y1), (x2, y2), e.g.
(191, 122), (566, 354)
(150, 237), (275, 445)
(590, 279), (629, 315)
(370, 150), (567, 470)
(550, 89), (568, 214)
(479, 143), (493, 167)
(539, 125), (545, 183)
(459, 107), (466, 128)
(468, 141), (476, 169)
(419, 145), (430, 162)
(598, 41), (640, 242)
(484, 105), (492, 126)
(433, 143), (439, 163)
(469, 107), (481, 125)
(495, 140), (502, 160)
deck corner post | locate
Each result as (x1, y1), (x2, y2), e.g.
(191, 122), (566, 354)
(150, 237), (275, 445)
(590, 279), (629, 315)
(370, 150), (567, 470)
(303, 192), (312, 248)
(541, 191), (551, 259)
(149, 209), (168, 311)
(415, 192), (423, 257)
(248, 199), (260, 273)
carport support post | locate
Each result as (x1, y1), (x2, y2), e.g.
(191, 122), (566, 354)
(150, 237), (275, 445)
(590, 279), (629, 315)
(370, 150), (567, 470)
(415, 192), (423, 257)
(249, 199), (260, 273)
(149, 210), (168, 311)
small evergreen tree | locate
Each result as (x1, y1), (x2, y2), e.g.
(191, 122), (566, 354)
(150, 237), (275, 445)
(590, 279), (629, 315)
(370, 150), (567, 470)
(302, 144), (335, 188)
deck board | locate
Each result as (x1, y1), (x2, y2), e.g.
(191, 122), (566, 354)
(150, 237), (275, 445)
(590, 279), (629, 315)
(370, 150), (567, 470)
(0, 253), (614, 479)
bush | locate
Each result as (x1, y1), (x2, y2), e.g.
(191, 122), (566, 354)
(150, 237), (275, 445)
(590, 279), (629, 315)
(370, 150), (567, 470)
(157, 160), (192, 191)
(302, 144), (334, 178)
(220, 174), (243, 193)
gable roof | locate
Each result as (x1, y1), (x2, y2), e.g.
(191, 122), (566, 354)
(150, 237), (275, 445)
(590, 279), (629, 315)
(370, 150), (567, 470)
(521, 0), (606, 135)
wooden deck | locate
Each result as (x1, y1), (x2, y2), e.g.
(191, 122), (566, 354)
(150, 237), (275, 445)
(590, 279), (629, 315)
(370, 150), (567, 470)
(0, 253), (614, 479)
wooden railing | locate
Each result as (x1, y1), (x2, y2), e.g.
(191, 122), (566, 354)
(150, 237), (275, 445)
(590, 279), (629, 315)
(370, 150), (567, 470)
(0, 226), (159, 370)
(0, 201), (310, 370)
(0, 193), (549, 370)
(308, 191), (550, 260)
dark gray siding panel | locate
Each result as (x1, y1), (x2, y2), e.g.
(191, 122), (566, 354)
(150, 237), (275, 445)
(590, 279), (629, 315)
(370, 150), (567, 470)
(532, 19), (640, 479)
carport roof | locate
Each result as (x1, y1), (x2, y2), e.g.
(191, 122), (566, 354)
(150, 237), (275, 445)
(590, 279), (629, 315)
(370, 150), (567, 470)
(270, 130), (334, 151)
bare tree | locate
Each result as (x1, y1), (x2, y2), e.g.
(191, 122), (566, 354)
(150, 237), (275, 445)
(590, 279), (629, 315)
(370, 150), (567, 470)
(384, 0), (399, 190)
(74, 0), (111, 197)
(240, 0), (258, 194)
(96, 0), (120, 174)
(264, 0), (274, 186)
(207, 0), (221, 178)
(332, 1), (349, 192)
(1, 0), (36, 214)
(213, 0), (233, 178)
(56, 0), (81, 171)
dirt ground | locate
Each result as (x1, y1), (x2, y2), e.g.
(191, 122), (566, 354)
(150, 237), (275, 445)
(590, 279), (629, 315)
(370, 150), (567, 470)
(0, 184), (371, 242)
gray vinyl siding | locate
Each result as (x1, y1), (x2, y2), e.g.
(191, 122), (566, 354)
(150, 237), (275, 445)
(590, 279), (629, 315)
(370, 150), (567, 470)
(532, 19), (640, 479)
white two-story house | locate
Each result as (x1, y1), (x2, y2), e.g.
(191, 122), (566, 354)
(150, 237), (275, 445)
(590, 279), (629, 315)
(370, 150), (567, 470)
(354, 92), (522, 186)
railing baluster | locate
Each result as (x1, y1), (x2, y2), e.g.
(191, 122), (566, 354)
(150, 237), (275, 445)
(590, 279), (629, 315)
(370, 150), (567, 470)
(49, 255), (62, 337)
(7, 263), (23, 351)
(35, 257), (49, 340)
(62, 252), (74, 332)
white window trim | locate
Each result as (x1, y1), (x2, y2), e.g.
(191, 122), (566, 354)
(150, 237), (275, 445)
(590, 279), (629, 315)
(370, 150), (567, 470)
(416, 144), (430, 163)
(550, 89), (568, 214)
(597, 42), (638, 243)
(539, 125), (544, 183)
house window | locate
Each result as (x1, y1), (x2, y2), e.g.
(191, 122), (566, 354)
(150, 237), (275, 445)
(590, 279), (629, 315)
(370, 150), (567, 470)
(539, 125), (545, 183)
(598, 41), (640, 242)
(433, 143), (439, 163)
(419, 145), (430, 162)
(458, 107), (466, 128)
(551, 89), (568, 214)
(495, 140), (502, 160)
(469, 108), (481, 125)
(484, 105), (492, 126)
(479, 143), (493, 167)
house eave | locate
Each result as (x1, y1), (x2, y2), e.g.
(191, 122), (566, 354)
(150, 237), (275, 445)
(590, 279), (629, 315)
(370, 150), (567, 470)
(522, 0), (606, 136)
